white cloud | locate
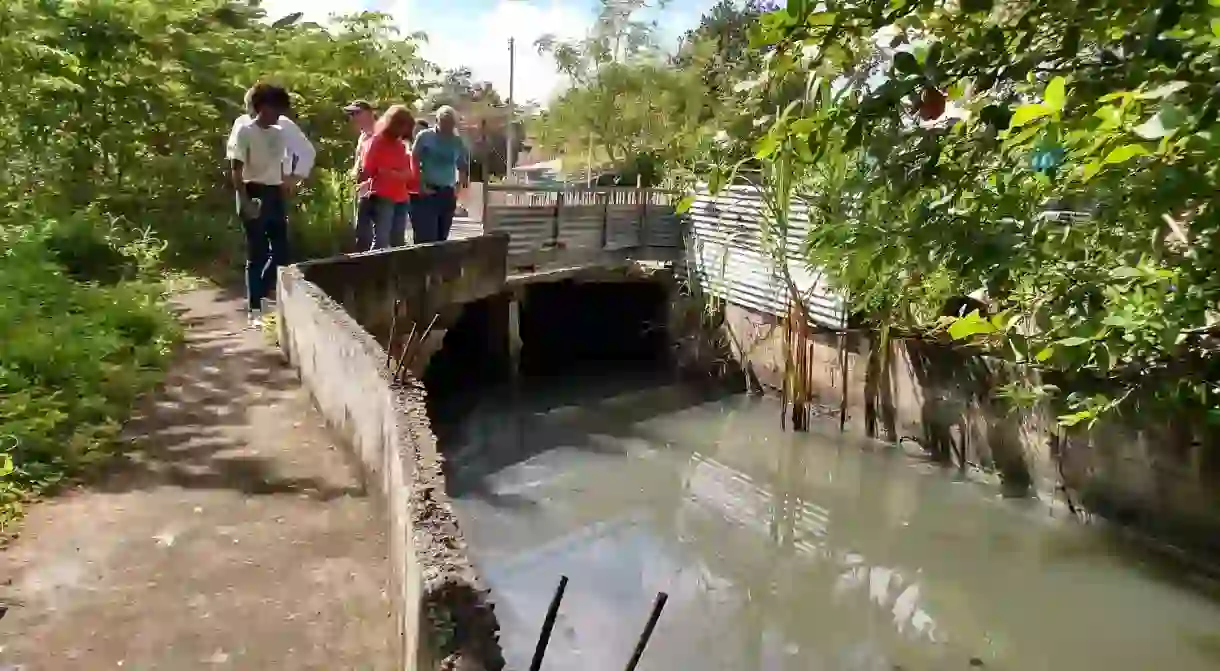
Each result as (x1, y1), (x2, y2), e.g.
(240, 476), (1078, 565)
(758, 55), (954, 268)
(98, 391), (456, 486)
(248, 0), (709, 106)
(405, 0), (590, 105)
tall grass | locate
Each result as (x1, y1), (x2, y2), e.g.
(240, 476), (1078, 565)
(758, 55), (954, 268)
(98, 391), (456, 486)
(0, 208), (181, 529)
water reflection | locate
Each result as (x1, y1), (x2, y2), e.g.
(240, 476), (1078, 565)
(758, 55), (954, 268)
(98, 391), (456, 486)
(439, 383), (1220, 671)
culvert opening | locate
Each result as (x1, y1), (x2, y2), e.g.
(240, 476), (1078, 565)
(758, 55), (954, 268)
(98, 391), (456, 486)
(423, 295), (509, 399)
(518, 279), (670, 377)
(423, 279), (672, 426)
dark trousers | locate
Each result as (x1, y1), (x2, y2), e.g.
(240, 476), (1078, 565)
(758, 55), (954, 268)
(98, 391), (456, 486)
(241, 183), (289, 312)
(411, 186), (457, 244)
(354, 196), (376, 252)
(370, 196), (410, 250)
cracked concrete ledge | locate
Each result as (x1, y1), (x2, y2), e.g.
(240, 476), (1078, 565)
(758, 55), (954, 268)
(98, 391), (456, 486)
(277, 262), (506, 671)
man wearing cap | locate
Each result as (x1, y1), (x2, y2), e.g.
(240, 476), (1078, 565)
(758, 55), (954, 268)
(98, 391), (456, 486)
(344, 100), (377, 251)
(410, 105), (469, 243)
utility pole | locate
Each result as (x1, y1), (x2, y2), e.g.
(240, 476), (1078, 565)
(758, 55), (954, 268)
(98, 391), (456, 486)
(505, 37), (516, 178)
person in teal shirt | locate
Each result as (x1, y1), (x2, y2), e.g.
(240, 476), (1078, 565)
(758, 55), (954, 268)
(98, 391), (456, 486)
(410, 105), (469, 243)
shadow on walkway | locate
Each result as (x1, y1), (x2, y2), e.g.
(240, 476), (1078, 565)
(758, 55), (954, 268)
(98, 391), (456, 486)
(0, 288), (394, 670)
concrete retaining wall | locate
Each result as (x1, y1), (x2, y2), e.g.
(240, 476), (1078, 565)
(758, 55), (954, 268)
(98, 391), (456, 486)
(713, 301), (1220, 557)
(277, 237), (509, 670)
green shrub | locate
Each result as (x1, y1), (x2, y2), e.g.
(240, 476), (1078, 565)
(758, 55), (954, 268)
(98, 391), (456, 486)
(292, 168), (354, 260)
(0, 218), (181, 528)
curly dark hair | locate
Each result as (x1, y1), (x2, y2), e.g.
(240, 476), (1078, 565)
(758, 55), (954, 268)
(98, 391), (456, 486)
(246, 83), (290, 114)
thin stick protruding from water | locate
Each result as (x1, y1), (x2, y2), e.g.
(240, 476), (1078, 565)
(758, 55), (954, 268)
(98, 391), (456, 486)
(385, 299), (401, 369)
(623, 591), (669, 671)
(529, 575), (569, 671)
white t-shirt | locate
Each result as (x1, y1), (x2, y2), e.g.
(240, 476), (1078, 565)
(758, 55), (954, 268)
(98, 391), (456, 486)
(226, 122), (287, 186)
(355, 131), (374, 199)
(226, 114), (316, 179)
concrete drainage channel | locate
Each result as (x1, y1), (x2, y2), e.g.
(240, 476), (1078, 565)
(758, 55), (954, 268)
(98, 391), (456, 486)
(275, 234), (683, 670)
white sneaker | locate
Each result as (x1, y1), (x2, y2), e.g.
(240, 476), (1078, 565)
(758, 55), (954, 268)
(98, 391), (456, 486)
(247, 309), (264, 329)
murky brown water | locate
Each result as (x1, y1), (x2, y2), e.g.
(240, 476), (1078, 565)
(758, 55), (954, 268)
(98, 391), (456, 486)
(440, 375), (1220, 671)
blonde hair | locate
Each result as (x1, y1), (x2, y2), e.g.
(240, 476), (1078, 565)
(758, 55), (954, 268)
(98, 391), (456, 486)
(375, 104), (415, 138)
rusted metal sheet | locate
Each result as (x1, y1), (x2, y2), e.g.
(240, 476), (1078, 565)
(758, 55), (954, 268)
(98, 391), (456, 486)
(557, 188), (605, 251)
(682, 185), (846, 329)
(484, 206), (555, 255)
(605, 204), (642, 249)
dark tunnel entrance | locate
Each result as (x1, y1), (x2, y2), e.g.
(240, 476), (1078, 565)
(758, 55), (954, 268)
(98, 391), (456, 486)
(518, 279), (670, 377)
(423, 278), (673, 425)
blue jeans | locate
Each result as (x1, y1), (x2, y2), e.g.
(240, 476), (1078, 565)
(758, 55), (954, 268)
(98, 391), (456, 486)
(371, 196), (409, 249)
(411, 186), (456, 244)
(354, 196), (376, 252)
(240, 183), (289, 312)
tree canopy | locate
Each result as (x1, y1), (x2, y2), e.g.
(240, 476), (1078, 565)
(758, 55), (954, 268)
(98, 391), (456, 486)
(718, 0), (1220, 427)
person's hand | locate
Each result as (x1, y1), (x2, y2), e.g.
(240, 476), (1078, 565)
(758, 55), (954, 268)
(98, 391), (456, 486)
(282, 175), (302, 197)
(239, 196), (261, 220)
(357, 179), (373, 199)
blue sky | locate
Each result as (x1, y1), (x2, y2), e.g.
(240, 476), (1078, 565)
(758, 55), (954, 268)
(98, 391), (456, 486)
(259, 0), (715, 104)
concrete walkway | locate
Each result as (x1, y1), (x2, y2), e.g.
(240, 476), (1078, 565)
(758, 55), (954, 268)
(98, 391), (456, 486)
(0, 289), (394, 670)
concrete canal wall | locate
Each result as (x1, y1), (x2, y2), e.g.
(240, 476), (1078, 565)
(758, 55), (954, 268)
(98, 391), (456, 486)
(274, 231), (679, 670)
(276, 236), (510, 671)
(706, 299), (1220, 559)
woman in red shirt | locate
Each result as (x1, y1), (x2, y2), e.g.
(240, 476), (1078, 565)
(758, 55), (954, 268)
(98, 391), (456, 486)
(361, 105), (419, 249)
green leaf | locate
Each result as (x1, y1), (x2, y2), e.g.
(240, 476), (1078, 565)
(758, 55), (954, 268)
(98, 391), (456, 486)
(1057, 410), (1094, 427)
(1009, 103), (1050, 128)
(1110, 266), (1143, 279)
(947, 312), (998, 340)
(1132, 107), (1185, 139)
(1212, 18), (1220, 37)
(1092, 105), (1121, 129)
(754, 133), (780, 159)
(1139, 81), (1188, 99)
(989, 309), (1014, 331)
(806, 11), (837, 26)
(1055, 336), (1090, 347)
(1082, 160), (1103, 182)
(271, 12), (304, 28)
(1102, 314), (1138, 328)
(1102, 144), (1147, 165)
(1035, 346), (1055, 362)
(1044, 76), (1066, 112)
(675, 195), (695, 214)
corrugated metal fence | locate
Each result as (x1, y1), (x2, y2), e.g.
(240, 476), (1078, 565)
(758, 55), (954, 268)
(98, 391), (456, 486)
(481, 184), (683, 258)
(684, 185), (847, 330)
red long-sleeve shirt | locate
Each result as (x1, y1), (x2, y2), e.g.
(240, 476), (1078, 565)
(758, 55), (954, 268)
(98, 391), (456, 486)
(361, 134), (418, 203)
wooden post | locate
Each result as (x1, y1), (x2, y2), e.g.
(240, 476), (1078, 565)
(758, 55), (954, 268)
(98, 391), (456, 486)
(599, 189), (609, 250)
(639, 190), (649, 249)
(551, 189), (563, 250)
(508, 288), (523, 381)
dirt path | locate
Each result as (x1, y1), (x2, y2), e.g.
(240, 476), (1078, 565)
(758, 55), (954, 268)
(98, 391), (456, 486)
(0, 289), (394, 670)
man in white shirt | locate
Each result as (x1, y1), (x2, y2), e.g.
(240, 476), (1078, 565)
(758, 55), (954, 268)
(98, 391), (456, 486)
(226, 84), (300, 326)
(227, 88), (316, 193)
(343, 100), (377, 251)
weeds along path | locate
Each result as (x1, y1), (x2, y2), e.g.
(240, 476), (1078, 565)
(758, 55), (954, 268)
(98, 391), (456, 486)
(0, 288), (393, 670)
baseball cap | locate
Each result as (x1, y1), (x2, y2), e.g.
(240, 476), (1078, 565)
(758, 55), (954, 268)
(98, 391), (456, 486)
(343, 100), (373, 114)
